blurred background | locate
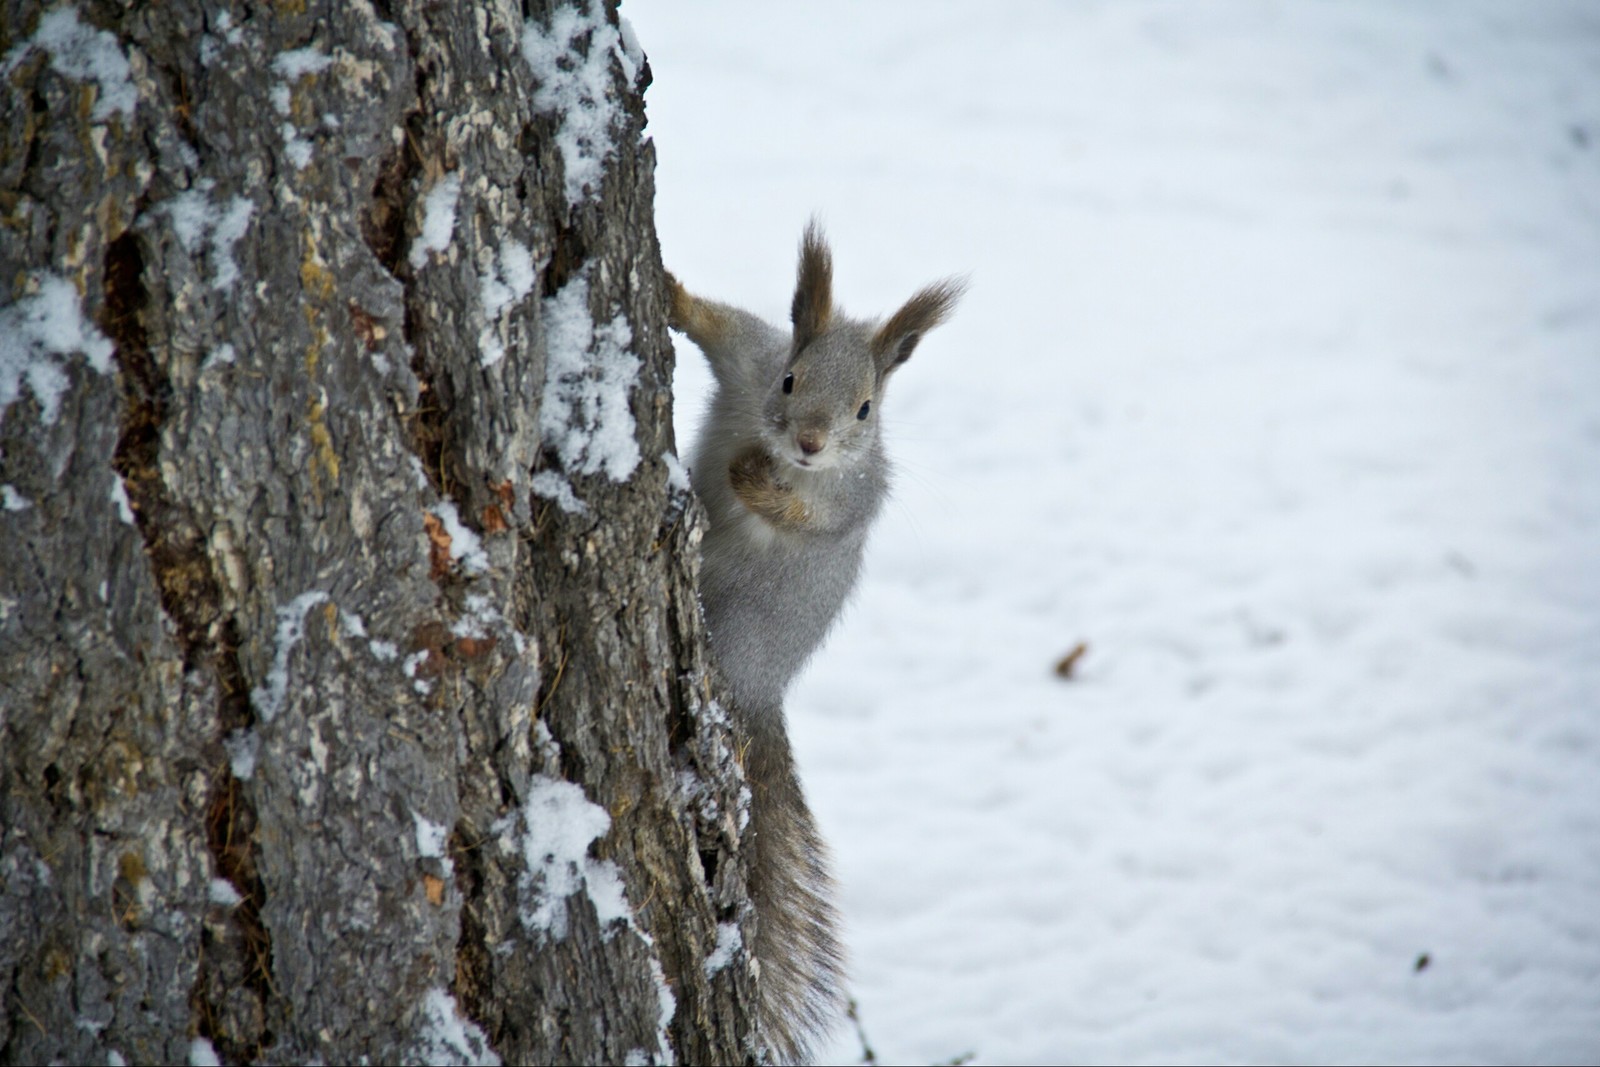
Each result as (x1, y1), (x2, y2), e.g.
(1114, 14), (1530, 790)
(625, 3), (1600, 1062)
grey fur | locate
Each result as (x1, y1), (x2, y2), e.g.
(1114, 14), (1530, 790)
(669, 222), (961, 1063)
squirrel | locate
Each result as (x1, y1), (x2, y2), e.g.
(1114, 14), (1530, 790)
(668, 220), (962, 1063)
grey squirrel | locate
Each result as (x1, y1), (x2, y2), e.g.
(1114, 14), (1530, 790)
(668, 221), (962, 1063)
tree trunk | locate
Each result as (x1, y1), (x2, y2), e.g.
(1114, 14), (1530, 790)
(0, 1), (759, 1062)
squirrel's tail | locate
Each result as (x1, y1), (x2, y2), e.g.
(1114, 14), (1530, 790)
(743, 711), (846, 1064)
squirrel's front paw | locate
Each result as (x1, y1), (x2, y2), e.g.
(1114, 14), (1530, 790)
(729, 447), (811, 529)
(729, 447), (778, 494)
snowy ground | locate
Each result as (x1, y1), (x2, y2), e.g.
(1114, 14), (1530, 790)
(625, 3), (1600, 1063)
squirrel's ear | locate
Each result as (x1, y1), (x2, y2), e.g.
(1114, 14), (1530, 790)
(871, 278), (965, 378)
(791, 219), (833, 350)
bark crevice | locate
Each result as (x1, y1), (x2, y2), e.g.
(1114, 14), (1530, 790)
(104, 227), (278, 1060)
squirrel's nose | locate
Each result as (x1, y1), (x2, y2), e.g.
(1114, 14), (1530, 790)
(797, 429), (827, 455)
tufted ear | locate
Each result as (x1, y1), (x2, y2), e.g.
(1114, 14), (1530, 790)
(790, 219), (833, 350)
(870, 278), (965, 379)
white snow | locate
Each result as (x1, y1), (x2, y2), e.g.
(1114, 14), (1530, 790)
(208, 198), (253, 287)
(162, 184), (254, 290)
(529, 469), (588, 515)
(200, 342), (237, 374)
(476, 238), (536, 367)
(0, 273), (116, 425)
(108, 475), (134, 525)
(2, 6), (138, 121)
(632, 2), (1600, 1063)
(450, 592), (526, 656)
(496, 774), (638, 942)
(402, 649), (432, 695)
(521, 1), (633, 204)
(208, 877), (243, 908)
(407, 454), (430, 489)
(661, 451), (690, 494)
(186, 1037), (221, 1067)
(272, 46), (333, 80)
(1, 485), (31, 511)
(646, 955), (677, 1064)
(703, 920), (742, 978)
(339, 610), (368, 639)
(272, 46), (334, 171)
(415, 988), (501, 1067)
(429, 500), (489, 575)
(281, 125), (313, 170)
(412, 811), (450, 860)
(250, 591), (330, 723)
(223, 728), (258, 780)
(540, 269), (642, 482)
(410, 173), (463, 270)
(616, 18), (645, 87)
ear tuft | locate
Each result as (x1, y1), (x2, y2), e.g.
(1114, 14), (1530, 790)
(791, 218), (834, 349)
(871, 277), (966, 375)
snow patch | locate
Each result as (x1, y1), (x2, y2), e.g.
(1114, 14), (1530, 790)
(162, 184), (254, 290)
(200, 342), (237, 374)
(402, 650), (432, 695)
(0, 274), (116, 425)
(2, 7), (138, 121)
(429, 500), (489, 575)
(662, 451), (691, 494)
(187, 1037), (221, 1067)
(451, 593), (526, 656)
(530, 469), (589, 515)
(416, 988), (500, 1067)
(521, 2), (635, 204)
(496, 774), (630, 940)
(647, 956), (677, 1062)
(281, 125), (313, 169)
(407, 454), (430, 490)
(617, 18), (646, 86)
(338, 610), (368, 639)
(703, 921), (743, 977)
(491, 773), (678, 1057)
(540, 270), (642, 481)
(2, 485), (33, 511)
(273, 46), (334, 80)
(410, 173), (463, 270)
(223, 728), (258, 780)
(476, 238), (537, 366)
(272, 46), (333, 171)
(412, 812), (451, 870)
(208, 878), (243, 908)
(250, 591), (330, 722)
(109, 475), (134, 525)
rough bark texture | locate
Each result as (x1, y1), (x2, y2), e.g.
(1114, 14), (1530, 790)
(0, 1), (760, 1063)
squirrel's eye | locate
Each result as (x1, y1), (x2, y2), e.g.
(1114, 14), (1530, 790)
(857, 400), (871, 420)
(782, 373), (795, 394)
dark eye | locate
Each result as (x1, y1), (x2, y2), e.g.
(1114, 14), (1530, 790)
(857, 400), (871, 420)
(782, 373), (794, 394)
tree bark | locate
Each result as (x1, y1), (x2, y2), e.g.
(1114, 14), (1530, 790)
(0, 1), (759, 1063)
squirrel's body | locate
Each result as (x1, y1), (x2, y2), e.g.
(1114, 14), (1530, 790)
(670, 222), (960, 1064)
(686, 301), (889, 712)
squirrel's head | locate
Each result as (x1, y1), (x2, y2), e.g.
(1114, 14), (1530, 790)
(764, 219), (964, 472)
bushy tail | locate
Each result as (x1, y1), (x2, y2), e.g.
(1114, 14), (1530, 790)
(743, 712), (846, 1064)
